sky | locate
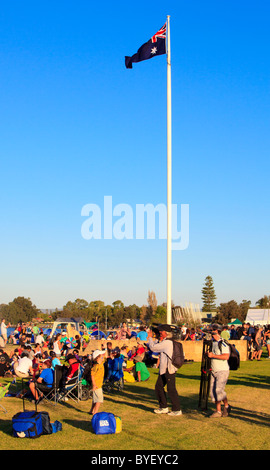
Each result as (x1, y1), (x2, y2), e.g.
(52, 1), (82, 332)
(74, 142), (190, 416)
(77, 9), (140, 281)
(0, 0), (269, 311)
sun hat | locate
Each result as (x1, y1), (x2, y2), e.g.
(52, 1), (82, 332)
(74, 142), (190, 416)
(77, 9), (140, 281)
(93, 349), (106, 360)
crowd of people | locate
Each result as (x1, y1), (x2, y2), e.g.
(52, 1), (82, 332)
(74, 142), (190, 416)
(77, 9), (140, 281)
(0, 320), (155, 411)
(0, 318), (269, 418)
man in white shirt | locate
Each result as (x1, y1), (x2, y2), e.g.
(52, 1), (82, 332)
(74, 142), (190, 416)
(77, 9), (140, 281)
(207, 324), (232, 418)
(14, 352), (34, 378)
(35, 332), (45, 346)
(148, 324), (182, 416)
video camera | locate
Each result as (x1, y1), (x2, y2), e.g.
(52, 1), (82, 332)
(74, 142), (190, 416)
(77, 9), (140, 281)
(150, 323), (181, 340)
(201, 323), (222, 346)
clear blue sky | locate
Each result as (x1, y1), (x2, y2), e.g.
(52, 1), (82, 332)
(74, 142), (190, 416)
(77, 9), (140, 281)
(1, 0), (269, 310)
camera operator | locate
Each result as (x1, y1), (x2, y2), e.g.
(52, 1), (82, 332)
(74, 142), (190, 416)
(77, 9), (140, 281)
(207, 324), (232, 418)
(148, 324), (182, 416)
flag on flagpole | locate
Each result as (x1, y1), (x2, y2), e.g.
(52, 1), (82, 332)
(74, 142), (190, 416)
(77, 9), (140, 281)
(125, 23), (166, 69)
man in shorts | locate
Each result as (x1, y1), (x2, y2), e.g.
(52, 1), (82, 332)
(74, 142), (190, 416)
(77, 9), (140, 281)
(207, 324), (232, 418)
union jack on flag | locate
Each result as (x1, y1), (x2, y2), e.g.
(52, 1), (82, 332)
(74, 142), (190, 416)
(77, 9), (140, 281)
(125, 22), (167, 69)
(151, 23), (166, 43)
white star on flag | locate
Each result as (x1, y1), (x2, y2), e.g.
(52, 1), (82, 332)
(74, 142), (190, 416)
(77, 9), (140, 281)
(151, 46), (157, 55)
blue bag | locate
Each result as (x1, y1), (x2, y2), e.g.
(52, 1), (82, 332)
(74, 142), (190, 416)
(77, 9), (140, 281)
(52, 420), (62, 433)
(12, 411), (43, 438)
(91, 412), (117, 435)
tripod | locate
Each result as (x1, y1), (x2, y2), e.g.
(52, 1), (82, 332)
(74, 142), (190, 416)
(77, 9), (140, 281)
(198, 339), (212, 410)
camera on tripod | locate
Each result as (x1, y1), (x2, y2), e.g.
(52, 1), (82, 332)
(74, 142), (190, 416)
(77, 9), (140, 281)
(198, 324), (222, 410)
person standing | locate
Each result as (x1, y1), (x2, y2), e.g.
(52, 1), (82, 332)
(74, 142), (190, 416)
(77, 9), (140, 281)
(207, 324), (231, 418)
(117, 322), (131, 340)
(1, 319), (11, 345)
(89, 349), (106, 415)
(148, 324), (182, 416)
(32, 324), (39, 342)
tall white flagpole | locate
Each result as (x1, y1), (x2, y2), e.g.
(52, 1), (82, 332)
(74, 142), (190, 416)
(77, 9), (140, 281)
(166, 15), (172, 325)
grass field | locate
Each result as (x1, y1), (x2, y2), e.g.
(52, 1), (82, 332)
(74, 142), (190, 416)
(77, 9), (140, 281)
(0, 352), (269, 452)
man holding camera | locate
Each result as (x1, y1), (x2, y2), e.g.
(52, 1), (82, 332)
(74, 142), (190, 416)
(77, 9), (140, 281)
(148, 324), (182, 416)
(207, 324), (232, 418)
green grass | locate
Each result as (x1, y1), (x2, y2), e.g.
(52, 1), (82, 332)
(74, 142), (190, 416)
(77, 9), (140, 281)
(0, 355), (269, 451)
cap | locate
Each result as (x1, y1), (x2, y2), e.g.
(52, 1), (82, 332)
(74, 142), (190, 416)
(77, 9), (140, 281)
(157, 324), (172, 333)
(93, 349), (106, 360)
(133, 355), (143, 362)
(43, 359), (52, 367)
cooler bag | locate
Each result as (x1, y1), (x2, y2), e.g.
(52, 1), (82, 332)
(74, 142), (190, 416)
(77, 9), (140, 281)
(91, 412), (122, 434)
(12, 411), (43, 438)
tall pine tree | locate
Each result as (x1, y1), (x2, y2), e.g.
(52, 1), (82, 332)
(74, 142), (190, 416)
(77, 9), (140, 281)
(201, 275), (217, 312)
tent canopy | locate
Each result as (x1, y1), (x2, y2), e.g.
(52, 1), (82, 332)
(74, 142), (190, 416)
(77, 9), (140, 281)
(50, 317), (86, 337)
(245, 309), (270, 325)
(84, 321), (98, 329)
(228, 319), (242, 326)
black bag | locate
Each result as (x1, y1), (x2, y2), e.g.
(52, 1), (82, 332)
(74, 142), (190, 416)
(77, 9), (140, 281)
(40, 412), (53, 435)
(227, 343), (240, 370)
(165, 340), (185, 370)
(218, 340), (240, 370)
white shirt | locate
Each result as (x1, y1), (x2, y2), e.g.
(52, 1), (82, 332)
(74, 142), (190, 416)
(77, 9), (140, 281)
(16, 356), (33, 374)
(36, 334), (44, 345)
(1, 321), (7, 336)
(148, 337), (177, 375)
(211, 340), (230, 373)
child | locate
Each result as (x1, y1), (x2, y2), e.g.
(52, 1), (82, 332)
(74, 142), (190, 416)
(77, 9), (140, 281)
(133, 355), (150, 382)
(90, 349), (106, 415)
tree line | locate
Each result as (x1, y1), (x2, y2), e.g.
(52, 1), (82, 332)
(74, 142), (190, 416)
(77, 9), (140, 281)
(0, 278), (268, 329)
(0, 291), (167, 329)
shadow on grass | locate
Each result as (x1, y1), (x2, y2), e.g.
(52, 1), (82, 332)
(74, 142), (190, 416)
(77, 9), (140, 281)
(180, 373), (270, 390)
(63, 418), (94, 433)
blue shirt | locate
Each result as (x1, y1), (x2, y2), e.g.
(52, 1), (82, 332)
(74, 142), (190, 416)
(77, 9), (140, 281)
(51, 358), (61, 370)
(137, 331), (148, 341)
(40, 368), (54, 387)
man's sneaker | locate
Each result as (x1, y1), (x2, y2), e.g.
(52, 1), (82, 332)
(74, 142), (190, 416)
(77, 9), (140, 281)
(222, 405), (232, 417)
(168, 410), (183, 416)
(209, 411), (222, 418)
(154, 407), (169, 414)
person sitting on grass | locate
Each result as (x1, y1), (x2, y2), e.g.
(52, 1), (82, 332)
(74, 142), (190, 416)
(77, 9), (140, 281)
(14, 352), (34, 379)
(29, 359), (54, 403)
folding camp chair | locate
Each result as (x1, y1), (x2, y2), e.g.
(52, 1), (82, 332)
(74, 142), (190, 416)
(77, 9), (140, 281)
(0, 382), (11, 413)
(57, 365), (84, 403)
(34, 365), (64, 405)
(103, 356), (124, 393)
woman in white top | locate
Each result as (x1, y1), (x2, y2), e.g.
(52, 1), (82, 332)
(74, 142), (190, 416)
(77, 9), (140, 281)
(53, 334), (62, 357)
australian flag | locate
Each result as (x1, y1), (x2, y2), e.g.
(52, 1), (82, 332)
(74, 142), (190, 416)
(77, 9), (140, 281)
(125, 23), (166, 69)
